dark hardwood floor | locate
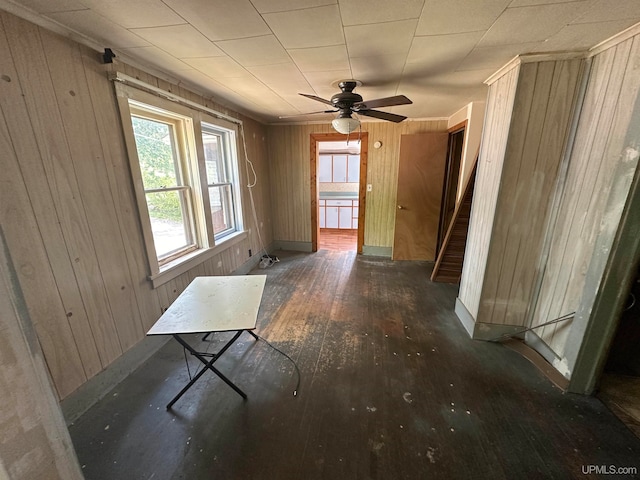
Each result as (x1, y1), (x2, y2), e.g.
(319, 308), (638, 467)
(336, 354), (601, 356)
(69, 250), (640, 479)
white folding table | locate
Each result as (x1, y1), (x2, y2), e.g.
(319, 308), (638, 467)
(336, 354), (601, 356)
(147, 275), (267, 409)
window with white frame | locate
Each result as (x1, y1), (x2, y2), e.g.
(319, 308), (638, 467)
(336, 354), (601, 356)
(115, 84), (245, 285)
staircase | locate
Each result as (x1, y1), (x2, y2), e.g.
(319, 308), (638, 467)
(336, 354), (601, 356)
(431, 163), (477, 283)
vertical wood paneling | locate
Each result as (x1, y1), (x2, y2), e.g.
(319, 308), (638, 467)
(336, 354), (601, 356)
(0, 10), (272, 399)
(267, 120), (446, 248)
(459, 65), (519, 318)
(3, 14), (124, 370)
(531, 35), (640, 357)
(477, 58), (583, 327)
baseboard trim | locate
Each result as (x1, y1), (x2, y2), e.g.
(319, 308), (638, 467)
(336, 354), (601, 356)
(60, 335), (170, 425)
(275, 240), (313, 252)
(362, 245), (392, 257)
(473, 322), (525, 341)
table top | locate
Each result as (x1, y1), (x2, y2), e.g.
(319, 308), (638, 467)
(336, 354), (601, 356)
(147, 275), (267, 335)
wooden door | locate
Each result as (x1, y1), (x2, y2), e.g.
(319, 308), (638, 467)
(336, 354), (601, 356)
(393, 132), (448, 260)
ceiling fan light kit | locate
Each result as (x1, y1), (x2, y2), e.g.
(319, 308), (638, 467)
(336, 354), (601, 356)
(332, 116), (360, 134)
(288, 80), (413, 134)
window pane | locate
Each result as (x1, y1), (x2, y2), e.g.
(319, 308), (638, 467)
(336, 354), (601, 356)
(202, 130), (226, 184)
(145, 190), (192, 258)
(209, 185), (235, 236)
(132, 116), (179, 189)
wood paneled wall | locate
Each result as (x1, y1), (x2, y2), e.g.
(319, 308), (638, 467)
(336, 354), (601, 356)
(477, 58), (583, 327)
(531, 35), (640, 357)
(0, 11), (272, 400)
(267, 120), (448, 249)
(459, 65), (519, 319)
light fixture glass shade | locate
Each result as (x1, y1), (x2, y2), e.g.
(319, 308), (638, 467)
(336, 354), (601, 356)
(332, 116), (360, 134)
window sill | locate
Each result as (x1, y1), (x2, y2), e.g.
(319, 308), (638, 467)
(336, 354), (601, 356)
(149, 231), (247, 288)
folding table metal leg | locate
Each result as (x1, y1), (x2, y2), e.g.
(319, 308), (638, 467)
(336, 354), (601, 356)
(167, 331), (247, 409)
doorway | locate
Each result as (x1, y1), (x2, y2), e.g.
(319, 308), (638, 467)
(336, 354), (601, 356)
(310, 132), (368, 254)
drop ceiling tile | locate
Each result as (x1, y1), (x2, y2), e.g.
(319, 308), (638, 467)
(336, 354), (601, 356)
(301, 70), (353, 98)
(407, 31), (484, 69)
(478, 3), (588, 47)
(456, 42), (541, 71)
(417, 0), (511, 35)
(510, 0), (593, 5)
(340, 0), (424, 26)
(572, 0), (640, 23)
(543, 19), (638, 50)
(46, 10), (150, 48)
(247, 63), (313, 95)
(183, 56), (249, 78)
(79, 0), (185, 28)
(345, 19), (417, 57)
(288, 45), (350, 72)
(215, 35), (290, 67)
(13, 0), (86, 13)
(118, 46), (193, 74)
(131, 25), (225, 58)
(350, 54), (406, 87)
(263, 5), (344, 49)
(163, 0), (270, 41)
(251, 0), (336, 14)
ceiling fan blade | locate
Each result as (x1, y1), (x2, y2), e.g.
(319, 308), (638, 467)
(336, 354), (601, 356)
(357, 109), (407, 123)
(278, 110), (336, 119)
(299, 93), (334, 106)
(353, 95), (412, 110)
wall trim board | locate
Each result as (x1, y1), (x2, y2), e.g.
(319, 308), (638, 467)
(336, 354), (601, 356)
(361, 245), (392, 257)
(504, 337), (569, 390)
(60, 336), (171, 424)
(275, 240), (313, 252)
(454, 297), (476, 337)
(486, 52), (587, 86)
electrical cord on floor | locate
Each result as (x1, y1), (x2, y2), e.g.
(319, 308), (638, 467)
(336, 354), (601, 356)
(488, 312), (576, 343)
(181, 332), (301, 396)
(254, 333), (301, 397)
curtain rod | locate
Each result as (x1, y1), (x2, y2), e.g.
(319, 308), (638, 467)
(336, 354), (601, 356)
(109, 71), (243, 127)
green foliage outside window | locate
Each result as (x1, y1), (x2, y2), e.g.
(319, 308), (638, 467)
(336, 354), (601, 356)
(132, 116), (184, 222)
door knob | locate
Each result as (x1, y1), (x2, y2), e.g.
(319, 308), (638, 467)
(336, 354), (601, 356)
(397, 205), (405, 210)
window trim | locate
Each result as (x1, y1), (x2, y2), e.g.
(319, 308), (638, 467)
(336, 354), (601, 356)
(115, 83), (246, 287)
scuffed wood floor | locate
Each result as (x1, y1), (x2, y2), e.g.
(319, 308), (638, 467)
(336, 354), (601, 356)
(69, 250), (640, 479)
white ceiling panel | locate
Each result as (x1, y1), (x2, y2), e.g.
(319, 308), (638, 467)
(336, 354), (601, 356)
(572, 0), (640, 23)
(478, 3), (588, 47)
(340, 0), (424, 26)
(417, 0), (512, 35)
(543, 19), (638, 50)
(78, 0), (185, 29)
(350, 54), (406, 87)
(11, 0), (86, 13)
(247, 63), (313, 95)
(215, 35), (290, 67)
(407, 32), (484, 69)
(456, 42), (541, 72)
(118, 46), (193, 74)
(7, 0), (640, 122)
(46, 10), (150, 48)
(183, 56), (249, 78)
(131, 25), (225, 59)
(163, 0), (270, 41)
(510, 0), (593, 6)
(345, 20), (417, 57)
(250, 0), (336, 14)
(289, 45), (350, 72)
(262, 5), (344, 49)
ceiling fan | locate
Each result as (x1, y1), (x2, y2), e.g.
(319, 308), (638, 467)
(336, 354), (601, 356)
(284, 80), (413, 134)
